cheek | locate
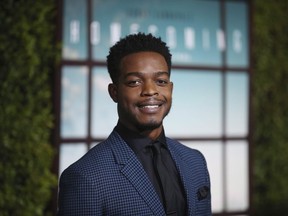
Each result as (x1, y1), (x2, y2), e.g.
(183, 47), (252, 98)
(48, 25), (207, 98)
(123, 87), (141, 98)
(163, 88), (173, 100)
(118, 92), (137, 106)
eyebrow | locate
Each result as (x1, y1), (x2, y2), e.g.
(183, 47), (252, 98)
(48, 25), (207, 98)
(124, 71), (170, 79)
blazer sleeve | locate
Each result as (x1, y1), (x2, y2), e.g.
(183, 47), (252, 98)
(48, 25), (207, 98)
(57, 168), (102, 216)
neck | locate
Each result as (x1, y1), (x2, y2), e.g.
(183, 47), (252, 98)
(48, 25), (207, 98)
(138, 127), (163, 141)
(118, 121), (163, 141)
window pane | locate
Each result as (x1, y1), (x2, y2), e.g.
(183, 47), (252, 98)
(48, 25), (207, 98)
(226, 1), (249, 67)
(226, 72), (249, 136)
(62, 0), (87, 60)
(226, 141), (249, 211)
(92, 0), (222, 66)
(91, 67), (118, 138)
(165, 70), (222, 137)
(179, 0), (221, 66)
(183, 141), (224, 213)
(61, 66), (88, 138)
(59, 143), (87, 175)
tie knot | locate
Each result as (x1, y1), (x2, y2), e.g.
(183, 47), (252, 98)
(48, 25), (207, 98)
(152, 141), (162, 154)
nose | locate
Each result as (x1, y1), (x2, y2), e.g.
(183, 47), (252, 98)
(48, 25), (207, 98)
(141, 80), (159, 96)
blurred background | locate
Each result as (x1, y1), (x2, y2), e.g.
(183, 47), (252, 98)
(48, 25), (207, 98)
(0, 0), (287, 215)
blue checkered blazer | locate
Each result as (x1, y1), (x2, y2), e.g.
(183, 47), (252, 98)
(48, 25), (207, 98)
(57, 130), (211, 215)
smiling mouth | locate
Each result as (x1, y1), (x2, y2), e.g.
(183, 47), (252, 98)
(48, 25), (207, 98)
(137, 98), (165, 112)
(139, 104), (161, 109)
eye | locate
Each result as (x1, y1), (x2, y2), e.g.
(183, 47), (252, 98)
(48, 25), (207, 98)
(126, 79), (142, 87)
(156, 79), (169, 86)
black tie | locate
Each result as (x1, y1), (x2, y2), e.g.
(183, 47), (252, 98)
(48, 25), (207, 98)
(151, 141), (177, 216)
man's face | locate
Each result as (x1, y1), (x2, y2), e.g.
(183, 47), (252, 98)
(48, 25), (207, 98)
(109, 51), (173, 133)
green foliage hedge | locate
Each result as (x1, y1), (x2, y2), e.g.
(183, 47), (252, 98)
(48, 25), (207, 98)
(1, 0), (288, 215)
(0, 1), (58, 215)
(253, 0), (288, 215)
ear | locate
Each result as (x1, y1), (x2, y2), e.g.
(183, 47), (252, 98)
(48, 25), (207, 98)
(170, 81), (174, 93)
(108, 83), (118, 103)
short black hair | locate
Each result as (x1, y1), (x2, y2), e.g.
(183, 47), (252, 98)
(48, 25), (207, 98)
(106, 33), (172, 84)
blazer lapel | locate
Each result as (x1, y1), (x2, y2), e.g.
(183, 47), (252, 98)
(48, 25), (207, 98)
(109, 131), (165, 216)
(167, 139), (197, 216)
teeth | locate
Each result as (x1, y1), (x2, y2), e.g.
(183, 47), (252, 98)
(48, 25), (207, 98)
(142, 105), (159, 108)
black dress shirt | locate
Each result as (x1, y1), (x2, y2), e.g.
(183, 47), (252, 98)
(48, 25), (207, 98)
(115, 122), (187, 215)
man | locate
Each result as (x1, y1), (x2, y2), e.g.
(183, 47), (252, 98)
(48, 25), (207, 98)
(57, 33), (211, 215)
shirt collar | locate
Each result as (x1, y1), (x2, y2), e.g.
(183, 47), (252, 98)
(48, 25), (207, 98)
(114, 121), (167, 155)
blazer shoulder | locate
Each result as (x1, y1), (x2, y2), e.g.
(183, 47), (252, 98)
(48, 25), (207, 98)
(60, 133), (117, 178)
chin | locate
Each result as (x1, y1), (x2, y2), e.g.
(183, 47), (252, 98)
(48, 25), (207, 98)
(136, 120), (162, 132)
